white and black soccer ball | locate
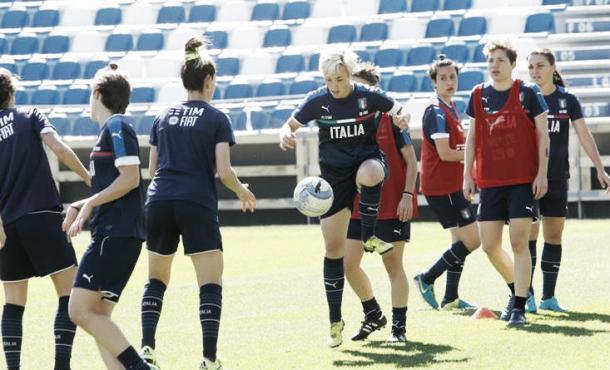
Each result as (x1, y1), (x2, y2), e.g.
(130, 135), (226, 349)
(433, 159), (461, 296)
(293, 176), (334, 217)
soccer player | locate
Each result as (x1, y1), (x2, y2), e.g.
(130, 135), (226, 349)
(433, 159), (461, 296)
(0, 67), (90, 370)
(279, 48), (409, 347)
(525, 49), (610, 313)
(63, 64), (156, 370)
(414, 55), (480, 310)
(344, 62), (417, 344)
(138, 37), (255, 370)
(463, 40), (550, 326)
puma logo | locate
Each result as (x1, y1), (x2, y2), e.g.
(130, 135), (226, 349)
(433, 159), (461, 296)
(525, 206), (533, 212)
(321, 105), (330, 113)
(82, 273), (93, 284)
(393, 229), (401, 235)
(325, 281), (338, 288)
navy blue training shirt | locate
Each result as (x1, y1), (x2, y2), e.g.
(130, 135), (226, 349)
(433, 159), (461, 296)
(89, 115), (145, 240)
(147, 101), (235, 213)
(466, 81), (548, 122)
(423, 98), (461, 145)
(0, 107), (62, 224)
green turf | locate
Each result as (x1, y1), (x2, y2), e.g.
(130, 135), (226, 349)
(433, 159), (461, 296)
(2, 220), (610, 369)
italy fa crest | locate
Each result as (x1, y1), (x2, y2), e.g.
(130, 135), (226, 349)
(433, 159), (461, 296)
(358, 98), (368, 110)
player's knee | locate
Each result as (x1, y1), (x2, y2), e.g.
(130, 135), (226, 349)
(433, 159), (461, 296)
(68, 301), (90, 327)
(356, 162), (384, 187)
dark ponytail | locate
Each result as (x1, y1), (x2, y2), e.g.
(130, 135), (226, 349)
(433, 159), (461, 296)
(552, 70), (565, 88)
(352, 62), (380, 86)
(528, 48), (565, 88)
(428, 54), (459, 81)
(181, 36), (216, 92)
(0, 67), (16, 109)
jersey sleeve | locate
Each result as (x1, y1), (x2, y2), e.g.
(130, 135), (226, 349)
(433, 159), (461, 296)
(527, 84), (549, 119)
(149, 116), (160, 146)
(366, 86), (400, 115)
(391, 124), (411, 151)
(567, 92), (584, 122)
(215, 112), (236, 146)
(465, 93), (476, 119)
(30, 107), (55, 135)
(293, 93), (318, 126)
(108, 119), (141, 168)
(423, 106), (450, 141)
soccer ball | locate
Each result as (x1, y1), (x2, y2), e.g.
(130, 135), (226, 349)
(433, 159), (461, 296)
(293, 176), (334, 217)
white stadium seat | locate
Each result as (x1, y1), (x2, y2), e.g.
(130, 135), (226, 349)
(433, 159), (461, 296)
(217, 1), (251, 22)
(71, 30), (105, 53)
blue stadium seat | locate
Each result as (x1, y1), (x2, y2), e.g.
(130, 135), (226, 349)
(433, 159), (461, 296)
(42, 34), (70, 54)
(0, 62), (17, 74)
(32, 9), (60, 27)
(157, 5), (185, 24)
(32, 88), (60, 105)
(282, 1), (310, 20)
(0, 36), (6, 55)
(525, 13), (555, 33)
(251, 110), (270, 130)
(105, 33), (133, 52)
(378, 0), (407, 14)
(15, 91), (28, 105)
(374, 48), (404, 68)
(442, 44), (470, 63)
(131, 87), (155, 103)
(228, 110), (247, 130)
(458, 16), (487, 36)
(328, 25), (357, 44)
(10, 35), (39, 55)
(256, 80), (285, 97)
(269, 107), (293, 128)
(426, 18), (455, 38)
(443, 0), (471, 10)
(454, 98), (467, 114)
(354, 49), (371, 62)
(473, 43), (486, 63)
(420, 76), (434, 92)
(360, 22), (388, 42)
(406, 46), (435, 66)
(137, 31), (164, 51)
(213, 87), (221, 101)
(263, 27), (291, 48)
(557, 48), (610, 61)
(205, 31), (228, 49)
(276, 54), (305, 73)
(136, 115), (155, 135)
(188, 4), (216, 22)
(49, 116), (72, 136)
(251, 3), (280, 21)
(84, 60), (108, 79)
(224, 83), (253, 99)
(412, 0), (439, 12)
(21, 61), (49, 81)
(73, 117), (100, 136)
(388, 73), (417, 92)
(95, 7), (122, 26)
(52, 61), (80, 80)
(308, 53), (320, 71)
(458, 70), (484, 91)
(63, 86), (90, 104)
(542, 0), (571, 4)
(2, 9), (28, 28)
(289, 78), (318, 95)
(216, 57), (240, 76)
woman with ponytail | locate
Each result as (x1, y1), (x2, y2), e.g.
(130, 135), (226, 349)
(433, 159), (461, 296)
(137, 36), (255, 370)
(525, 49), (610, 313)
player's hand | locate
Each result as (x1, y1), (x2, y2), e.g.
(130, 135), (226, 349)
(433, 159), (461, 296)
(597, 169), (610, 194)
(68, 201), (93, 238)
(0, 223), (6, 250)
(392, 111), (410, 132)
(237, 183), (256, 212)
(397, 194), (413, 222)
(463, 175), (476, 201)
(62, 205), (79, 233)
(279, 125), (296, 151)
(532, 174), (548, 200)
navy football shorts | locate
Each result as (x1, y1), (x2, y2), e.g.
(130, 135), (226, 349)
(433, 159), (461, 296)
(477, 183), (535, 222)
(426, 191), (476, 229)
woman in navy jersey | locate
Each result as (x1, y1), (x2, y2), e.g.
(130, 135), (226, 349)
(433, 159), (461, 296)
(138, 37), (255, 370)
(463, 40), (550, 326)
(344, 62), (417, 344)
(524, 49), (610, 313)
(0, 67), (90, 370)
(64, 64), (155, 370)
(414, 56), (480, 311)
(279, 49), (409, 347)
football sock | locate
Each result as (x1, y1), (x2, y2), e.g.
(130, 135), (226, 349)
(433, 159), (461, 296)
(361, 298), (382, 321)
(54, 296), (76, 370)
(529, 240), (537, 294)
(200, 283), (222, 362)
(541, 243), (562, 299)
(117, 346), (148, 369)
(359, 183), (381, 242)
(324, 257), (344, 323)
(141, 278), (167, 349)
(392, 307), (407, 334)
(2, 303), (24, 370)
(423, 240), (470, 286)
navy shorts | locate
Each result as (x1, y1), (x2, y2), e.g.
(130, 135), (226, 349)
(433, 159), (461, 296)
(0, 209), (77, 282)
(347, 219), (410, 243)
(426, 191), (476, 229)
(146, 200), (223, 256)
(477, 183), (535, 222)
(539, 180), (568, 217)
(73, 236), (142, 303)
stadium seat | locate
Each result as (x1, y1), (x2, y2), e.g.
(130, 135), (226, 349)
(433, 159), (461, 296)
(251, 2), (280, 21)
(2, 9), (28, 28)
(328, 25), (357, 44)
(442, 43), (470, 63)
(73, 116), (100, 136)
(123, 3), (159, 25)
(31, 87), (60, 105)
(443, 0), (472, 10)
(105, 33), (133, 52)
(216, 57), (240, 76)
(72, 31), (105, 54)
(458, 70), (484, 91)
(0, 62), (17, 74)
(542, 0), (571, 4)
(378, 0), (407, 14)
(407, 46), (436, 66)
(420, 76), (435, 92)
(32, 9), (60, 27)
(250, 109), (270, 130)
(293, 21), (326, 46)
(15, 90), (28, 105)
(256, 80), (285, 97)
(224, 83), (253, 99)
(48, 116), (72, 136)
(51, 61), (80, 80)
(157, 82), (185, 104)
(217, 1), (250, 22)
(473, 43), (486, 62)
(354, 49), (371, 62)
(10, 34), (39, 55)
(229, 25), (262, 49)
(388, 73), (417, 92)
(42, 34), (70, 54)
(63, 86), (90, 104)
(454, 98), (467, 114)
(308, 53), (320, 71)
(157, 5), (185, 24)
(269, 107), (293, 128)
(282, 1), (310, 20)
(525, 13), (555, 33)
(390, 17), (428, 41)
(136, 115), (155, 135)
(95, 7), (122, 25)
(0, 36), (6, 55)
(311, 0), (344, 19)
(276, 54), (305, 73)
(131, 87), (156, 103)
(411, 0), (439, 12)
(188, 4), (216, 22)
(205, 31), (228, 49)
(374, 48), (405, 68)
(137, 31), (164, 51)
(289, 78), (318, 95)
(458, 16), (487, 36)
(345, 0), (378, 16)
(263, 27), (291, 47)
(360, 22), (388, 42)
(21, 61), (49, 81)
(84, 60), (108, 79)
(213, 87), (221, 101)
(228, 110), (247, 131)
(426, 18), (455, 38)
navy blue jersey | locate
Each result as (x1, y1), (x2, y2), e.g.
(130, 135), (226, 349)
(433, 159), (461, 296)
(423, 99), (461, 144)
(89, 115), (145, 240)
(0, 107), (61, 224)
(147, 101), (235, 213)
(293, 83), (400, 168)
(466, 81), (548, 122)
(544, 86), (583, 180)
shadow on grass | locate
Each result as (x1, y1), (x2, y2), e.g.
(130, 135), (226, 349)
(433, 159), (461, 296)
(536, 311), (610, 324)
(333, 340), (469, 368)
(509, 321), (608, 337)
